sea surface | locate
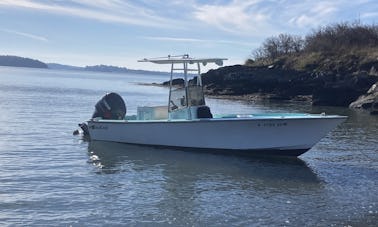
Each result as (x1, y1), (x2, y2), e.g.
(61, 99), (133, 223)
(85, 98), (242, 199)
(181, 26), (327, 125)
(0, 66), (377, 226)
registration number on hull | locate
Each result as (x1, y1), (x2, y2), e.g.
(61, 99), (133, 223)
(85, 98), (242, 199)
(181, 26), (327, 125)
(257, 122), (288, 127)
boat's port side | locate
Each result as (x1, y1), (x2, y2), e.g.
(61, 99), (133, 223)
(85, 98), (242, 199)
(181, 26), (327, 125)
(213, 113), (341, 119)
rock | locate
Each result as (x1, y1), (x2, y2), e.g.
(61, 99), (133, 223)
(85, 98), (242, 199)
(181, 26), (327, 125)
(200, 65), (315, 97)
(349, 82), (378, 114)
(368, 82), (378, 94)
(371, 102), (378, 115)
(162, 78), (184, 86)
(162, 65), (378, 107)
(313, 85), (361, 106)
(201, 65), (378, 107)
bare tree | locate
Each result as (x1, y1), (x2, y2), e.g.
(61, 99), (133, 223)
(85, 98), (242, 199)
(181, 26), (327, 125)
(251, 34), (304, 61)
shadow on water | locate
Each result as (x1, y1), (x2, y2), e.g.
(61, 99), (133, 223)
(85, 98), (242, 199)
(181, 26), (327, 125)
(88, 141), (322, 188)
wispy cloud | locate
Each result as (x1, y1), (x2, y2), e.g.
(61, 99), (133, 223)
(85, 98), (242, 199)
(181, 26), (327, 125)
(1, 0), (377, 40)
(0, 28), (48, 42)
(0, 0), (177, 28)
(287, 1), (339, 28)
(143, 36), (206, 43)
(142, 36), (254, 47)
(361, 11), (378, 19)
(192, 0), (377, 36)
(192, 0), (272, 36)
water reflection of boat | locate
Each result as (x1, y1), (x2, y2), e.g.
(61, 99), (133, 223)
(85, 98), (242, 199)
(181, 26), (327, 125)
(81, 55), (346, 157)
(88, 141), (321, 187)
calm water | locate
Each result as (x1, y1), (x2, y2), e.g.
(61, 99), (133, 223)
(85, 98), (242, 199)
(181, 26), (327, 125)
(0, 66), (377, 226)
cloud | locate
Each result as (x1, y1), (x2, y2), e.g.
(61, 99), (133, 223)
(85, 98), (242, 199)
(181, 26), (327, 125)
(361, 12), (378, 19)
(0, 28), (48, 42)
(0, 0), (177, 28)
(192, 0), (271, 36)
(288, 1), (339, 28)
(142, 36), (253, 47)
(143, 36), (205, 43)
(192, 0), (378, 37)
(1, 0), (377, 40)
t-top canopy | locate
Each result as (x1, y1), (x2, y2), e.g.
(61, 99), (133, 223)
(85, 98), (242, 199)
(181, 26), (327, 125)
(138, 54), (227, 66)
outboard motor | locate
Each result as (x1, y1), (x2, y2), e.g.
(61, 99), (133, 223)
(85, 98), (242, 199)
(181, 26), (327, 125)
(197, 105), (213, 118)
(92, 92), (126, 120)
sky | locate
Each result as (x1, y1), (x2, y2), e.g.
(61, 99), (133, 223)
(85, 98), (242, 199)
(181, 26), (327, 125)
(0, 0), (377, 71)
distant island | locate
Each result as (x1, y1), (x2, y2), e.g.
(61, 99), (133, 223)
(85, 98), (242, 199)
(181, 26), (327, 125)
(47, 63), (169, 75)
(0, 55), (48, 68)
(0, 55), (168, 75)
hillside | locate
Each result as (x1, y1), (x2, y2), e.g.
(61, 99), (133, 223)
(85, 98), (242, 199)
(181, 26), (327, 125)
(47, 63), (82, 71)
(201, 22), (378, 108)
(246, 22), (378, 73)
(0, 55), (48, 68)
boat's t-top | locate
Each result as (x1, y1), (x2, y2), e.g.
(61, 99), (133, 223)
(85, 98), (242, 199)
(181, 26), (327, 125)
(139, 55), (227, 120)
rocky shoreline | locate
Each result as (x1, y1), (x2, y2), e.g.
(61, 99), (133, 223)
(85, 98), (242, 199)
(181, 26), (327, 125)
(161, 64), (378, 114)
(199, 65), (378, 114)
(349, 82), (378, 114)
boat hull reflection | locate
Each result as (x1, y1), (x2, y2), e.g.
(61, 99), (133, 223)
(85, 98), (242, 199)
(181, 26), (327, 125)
(88, 141), (321, 188)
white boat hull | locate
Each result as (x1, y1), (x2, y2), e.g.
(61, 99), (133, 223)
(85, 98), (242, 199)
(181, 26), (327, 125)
(87, 115), (346, 156)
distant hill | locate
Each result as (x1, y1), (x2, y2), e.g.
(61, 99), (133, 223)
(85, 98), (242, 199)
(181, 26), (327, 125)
(84, 64), (130, 73)
(47, 63), (82, 71)
(0, 54), (170, 75)
(0, 55), (47, 68)
(84, 64), (169, 75)
(47, 63), (169, 75)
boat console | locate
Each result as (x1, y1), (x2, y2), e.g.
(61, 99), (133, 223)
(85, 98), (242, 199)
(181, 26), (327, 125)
(138, 55), (225, 120)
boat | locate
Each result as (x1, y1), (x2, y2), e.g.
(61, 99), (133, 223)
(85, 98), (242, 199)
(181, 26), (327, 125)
(81, 55), (346, 157)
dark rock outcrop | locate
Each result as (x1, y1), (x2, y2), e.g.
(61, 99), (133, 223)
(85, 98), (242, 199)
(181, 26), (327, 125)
(162, 78), (184, 86)
(200, 65), (314, 98)
(198, 65), (378, 107)
(312, 74), (377, 106)
(349, 82), (378, 114)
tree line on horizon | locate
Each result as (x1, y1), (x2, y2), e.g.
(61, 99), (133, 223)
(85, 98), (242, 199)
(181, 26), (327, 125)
(250, 22), (378, 65)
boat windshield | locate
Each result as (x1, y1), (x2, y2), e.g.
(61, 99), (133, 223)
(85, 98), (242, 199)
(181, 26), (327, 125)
(169, 85), (205, 111)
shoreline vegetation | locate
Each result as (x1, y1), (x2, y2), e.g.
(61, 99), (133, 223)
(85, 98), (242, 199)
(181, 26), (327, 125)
(199, 22), (377, 113)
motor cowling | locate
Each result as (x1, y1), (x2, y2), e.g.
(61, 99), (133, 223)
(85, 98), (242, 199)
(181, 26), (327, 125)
(92, 92), (126, 120)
